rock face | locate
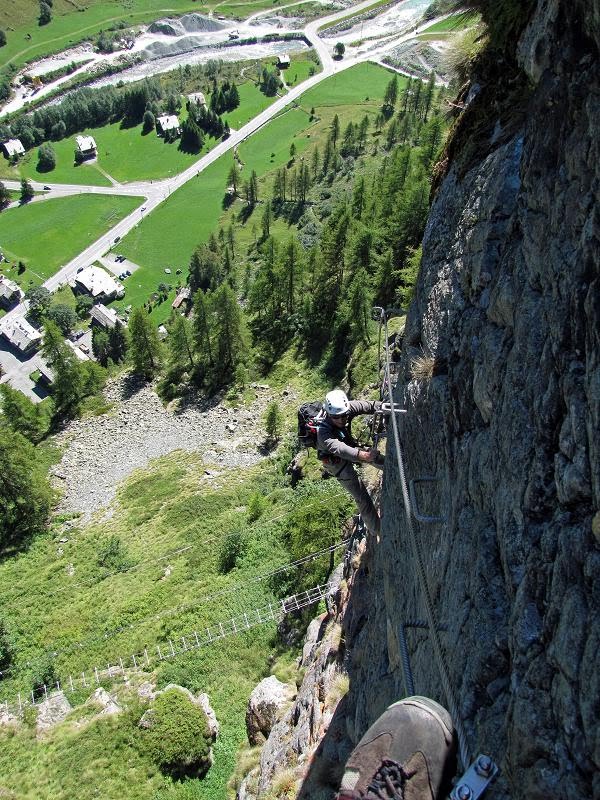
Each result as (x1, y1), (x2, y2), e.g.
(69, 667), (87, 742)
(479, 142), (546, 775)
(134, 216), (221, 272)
(245, 676), (295, 746)
(337, 3), (600, 800)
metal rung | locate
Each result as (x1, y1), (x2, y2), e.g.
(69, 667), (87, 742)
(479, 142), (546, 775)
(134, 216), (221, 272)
(409, 477), (446, 524)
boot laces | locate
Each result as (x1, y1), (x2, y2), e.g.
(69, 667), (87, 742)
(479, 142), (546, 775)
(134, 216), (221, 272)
(361, 758), (408, 800)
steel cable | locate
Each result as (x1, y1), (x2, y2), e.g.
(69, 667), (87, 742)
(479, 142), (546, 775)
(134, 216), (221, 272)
(380, 310), (471, 769)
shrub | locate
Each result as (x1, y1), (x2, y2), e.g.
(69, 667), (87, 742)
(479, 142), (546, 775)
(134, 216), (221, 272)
(217, 526), (245, 573)
(247, 491), (267, 523)
(97, 535), (133, 573)
(0, 617), (13, 676)
(143, 689), (212, 778)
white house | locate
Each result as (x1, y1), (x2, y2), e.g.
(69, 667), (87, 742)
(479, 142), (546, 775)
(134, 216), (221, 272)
(75, 135), (97, 159)
(2, 139), (25, 158)
(277, 53), (290, 69)
(74, 266), (124, 301)
(90, 303), (121, 329)
(156, 115), (181, 137)
(0, 275), (25, 310)
(0, 316), (42, 353)
(187, 92), (206, 107)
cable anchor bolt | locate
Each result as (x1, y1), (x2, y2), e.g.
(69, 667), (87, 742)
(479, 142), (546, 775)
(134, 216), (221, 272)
(449, 754), (498, 800)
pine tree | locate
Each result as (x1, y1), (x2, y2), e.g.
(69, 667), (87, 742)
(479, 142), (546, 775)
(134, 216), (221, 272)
(264, 400), (284, 442)
(128, 308), (162, 379)
(168, 313), (195, 372)
(0, 428), (52, 552)
(331, 114), (340, 148)
(212, 283), (248, 384)
(42, 320), (85, 416)
(261, 200), (272, 239)
(0, 384), (50, 443)
(192, 288), (214, 371)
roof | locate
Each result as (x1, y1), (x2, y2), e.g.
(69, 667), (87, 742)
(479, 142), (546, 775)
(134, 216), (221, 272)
(90, 303), (119, 329)
(0, 275), (24, 301)
(75, 266), (124, 299)
(157, 115), (180, 132)
(278, 53), (290, 64)
(0, 316), (42, 351)
(172, 286), (191, 309)
(187, 92), (206, 106)
(2, 139), (25, 157)
(66, 340), (90, 361)
(75, 135), (97, 152)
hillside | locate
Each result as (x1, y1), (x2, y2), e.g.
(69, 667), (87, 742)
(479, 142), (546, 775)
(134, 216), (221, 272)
(239, 1), (600, 799)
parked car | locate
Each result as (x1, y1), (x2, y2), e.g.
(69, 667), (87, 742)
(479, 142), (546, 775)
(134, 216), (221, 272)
(125, 269), (132, 277)
(114, 236), (121, 243)
(43, 185), (51, 191)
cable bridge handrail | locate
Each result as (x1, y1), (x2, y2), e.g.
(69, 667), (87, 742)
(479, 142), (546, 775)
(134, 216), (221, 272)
(0, 539), (350, 683)
(0, 583), (334, 714)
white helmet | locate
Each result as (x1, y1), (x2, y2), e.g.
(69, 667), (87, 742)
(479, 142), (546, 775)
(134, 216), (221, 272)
(324, 389), (350, 416)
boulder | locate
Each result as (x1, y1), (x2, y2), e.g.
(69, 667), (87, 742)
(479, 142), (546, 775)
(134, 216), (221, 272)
(137, 681), (156, 701)
(245, 676), (295, 745)
(36, 691), (72, 732)
(87, 687), (121, 716)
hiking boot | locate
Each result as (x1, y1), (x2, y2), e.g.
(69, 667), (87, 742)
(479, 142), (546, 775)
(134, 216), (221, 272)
(336, 696), (457, 800)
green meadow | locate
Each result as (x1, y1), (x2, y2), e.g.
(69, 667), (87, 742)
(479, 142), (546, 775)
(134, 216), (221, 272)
(114, 62), (399, 321)
(0, 443), (351, 800)
(0, 194), (141, 284)
(421, 12), (479, 33)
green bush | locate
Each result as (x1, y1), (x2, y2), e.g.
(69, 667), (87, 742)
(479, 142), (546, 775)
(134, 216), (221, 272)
(142, 689), (212, 778)
(217, 526), (246, 573)
(97, 535), (133, 573)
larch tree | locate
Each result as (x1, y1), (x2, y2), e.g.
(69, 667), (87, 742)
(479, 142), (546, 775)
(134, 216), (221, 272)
(128, 307), (162, 379)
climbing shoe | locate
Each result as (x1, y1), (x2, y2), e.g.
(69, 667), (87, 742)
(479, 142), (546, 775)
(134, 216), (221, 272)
(336, 696), (457, 800)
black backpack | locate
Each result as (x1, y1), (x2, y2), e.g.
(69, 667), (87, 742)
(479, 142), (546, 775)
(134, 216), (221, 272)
(297, 401), (325, 448)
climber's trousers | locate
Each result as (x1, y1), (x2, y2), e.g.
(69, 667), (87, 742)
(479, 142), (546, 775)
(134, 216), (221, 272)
(324, 461), (381, 536)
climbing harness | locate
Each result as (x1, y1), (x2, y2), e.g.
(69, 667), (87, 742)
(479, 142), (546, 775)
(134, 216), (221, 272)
(373, 306), (498, 799)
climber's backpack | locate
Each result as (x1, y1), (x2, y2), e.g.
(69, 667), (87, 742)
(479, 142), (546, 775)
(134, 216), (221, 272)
(297, 401), (325, 448)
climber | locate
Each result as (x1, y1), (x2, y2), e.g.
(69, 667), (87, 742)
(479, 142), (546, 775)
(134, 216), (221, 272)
(336, 696), (457, 800)
(317, 389), (384, 536)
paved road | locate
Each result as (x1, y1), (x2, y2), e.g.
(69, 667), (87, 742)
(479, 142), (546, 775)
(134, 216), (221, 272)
(0, 2), (446, 397)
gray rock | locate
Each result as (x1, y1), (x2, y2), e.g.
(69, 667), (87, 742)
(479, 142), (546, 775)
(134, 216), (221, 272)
(36, 692), (72, 732)
(87, 687), (121, 716)
(245, 676), (295, 745)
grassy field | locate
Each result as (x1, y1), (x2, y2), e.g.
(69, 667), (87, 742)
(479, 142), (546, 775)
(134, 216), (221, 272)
(0, 436), (351, 799)
(113, 62), (398, 322)
(421, 12), (479, 33)
(0, 0), (287, 72)
(0, 82), (280, 186)
(0, 194), (142, 285)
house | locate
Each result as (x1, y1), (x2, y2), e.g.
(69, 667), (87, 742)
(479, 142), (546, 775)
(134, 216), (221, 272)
(66, 340), (90, 361)
(187, 92), (207, 108)
(75, 135), (97, 160)
(1, 139), (25, 159)
(171, 286), (191, 310)
(90, 303), (121, 329)
(156, 115), (181, 137)
(0, 275), (25, 310)
(74, 266), (124, 301)
(0, 316), (42, 353)
(37, 361), (55, 387)
(277, 53), (290, 69)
